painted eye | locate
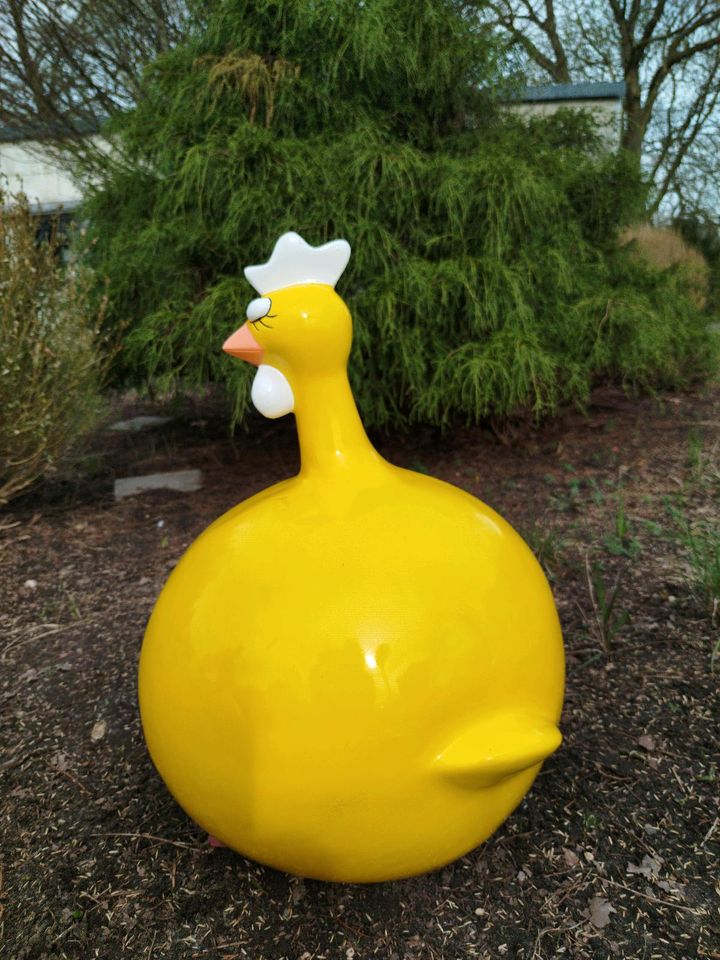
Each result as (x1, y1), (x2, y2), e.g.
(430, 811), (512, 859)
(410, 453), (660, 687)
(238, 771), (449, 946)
(246, 297), (272, 322)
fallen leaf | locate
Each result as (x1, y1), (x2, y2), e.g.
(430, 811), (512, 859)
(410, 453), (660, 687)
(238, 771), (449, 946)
(563, 848), (580, 868)
(588, 896), (616, 929)
(51, 751), (68, 772)
(90, 720), (107, 742)
(627, 854), (662, 880)
(637, 734), (655, 751)
(656, 879), (685, 898)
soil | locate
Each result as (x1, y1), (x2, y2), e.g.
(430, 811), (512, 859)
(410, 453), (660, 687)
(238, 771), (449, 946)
(1, 387), (719, 960)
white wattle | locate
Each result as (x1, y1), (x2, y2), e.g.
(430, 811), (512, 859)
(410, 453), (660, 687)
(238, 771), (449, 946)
(251, 364), (295, 419)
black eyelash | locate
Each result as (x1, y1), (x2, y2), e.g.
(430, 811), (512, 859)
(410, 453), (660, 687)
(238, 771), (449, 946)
(250, 317), (273, 329)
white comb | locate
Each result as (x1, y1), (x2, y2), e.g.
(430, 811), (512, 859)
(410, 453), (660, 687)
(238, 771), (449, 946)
(244, 231), (351, 295)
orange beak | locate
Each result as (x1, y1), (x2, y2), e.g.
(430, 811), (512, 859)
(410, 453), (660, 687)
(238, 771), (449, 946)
(222, 323), (264, 366)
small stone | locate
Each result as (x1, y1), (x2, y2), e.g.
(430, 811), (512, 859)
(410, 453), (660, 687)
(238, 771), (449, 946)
(114, 469), (203, 500)
(23, 579), (38, 589)
(638, 734), (655, 751)
(109, 415), (172, 433)
(90, 720), (107, 742)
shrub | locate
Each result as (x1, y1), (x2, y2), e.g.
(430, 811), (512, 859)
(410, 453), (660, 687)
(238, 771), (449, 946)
(673, 213), (720, 315)
(85, 0), (720, 429)
(0, 191), (106, 505)
(621, 224), (710, 309)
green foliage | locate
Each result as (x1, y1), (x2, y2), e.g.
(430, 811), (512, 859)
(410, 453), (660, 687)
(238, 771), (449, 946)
(665, 449), (720, 653)
(603, 494), (641, 558)
(685, 519), (720, 623)
(85, 0), (720, 428)
(668, 502), (720, 661)
(585, 557), (629, 653)
(522, 521), (566, 581)
(0, 191), (105, 504)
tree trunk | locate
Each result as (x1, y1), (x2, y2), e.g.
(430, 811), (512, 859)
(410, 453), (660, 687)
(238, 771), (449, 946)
(621, 65), (646, 157)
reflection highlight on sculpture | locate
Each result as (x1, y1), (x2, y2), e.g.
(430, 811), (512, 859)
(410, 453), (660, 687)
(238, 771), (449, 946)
(139, 232), (565, 882)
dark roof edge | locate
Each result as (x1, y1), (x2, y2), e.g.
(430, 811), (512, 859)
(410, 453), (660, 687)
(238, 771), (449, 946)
(1, 198), (83, 215)
(512, 81), (626, 103)
(0, 117), (102, 143)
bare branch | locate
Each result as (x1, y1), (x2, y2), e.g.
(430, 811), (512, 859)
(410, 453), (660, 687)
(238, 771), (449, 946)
(648, 52), (720, 215)
(0, 0), (189, 171)
(484, 0), (571, 81)
(479, 0), (720, 214)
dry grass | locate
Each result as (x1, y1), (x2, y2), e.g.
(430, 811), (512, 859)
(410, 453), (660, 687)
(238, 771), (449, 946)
(622, 224), (710, 308)
(0, 191), (107, 505)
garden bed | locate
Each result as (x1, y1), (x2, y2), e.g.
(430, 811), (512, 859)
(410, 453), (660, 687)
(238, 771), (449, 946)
(1, 387), (718, 959)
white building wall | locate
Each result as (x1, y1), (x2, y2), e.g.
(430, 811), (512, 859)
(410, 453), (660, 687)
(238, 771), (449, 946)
(0, 135), (107, 211)
(505, 98), (623, 152)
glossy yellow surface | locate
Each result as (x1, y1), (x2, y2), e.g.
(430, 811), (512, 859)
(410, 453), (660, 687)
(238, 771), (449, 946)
(139, 284), (565, 882)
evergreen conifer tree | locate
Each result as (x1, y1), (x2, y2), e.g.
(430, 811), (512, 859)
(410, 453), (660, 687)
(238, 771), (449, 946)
(86, 0), (718, 426)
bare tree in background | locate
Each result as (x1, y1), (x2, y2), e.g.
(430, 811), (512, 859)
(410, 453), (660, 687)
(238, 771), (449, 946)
(481, 0), (720, 217)
(0, 0), (189, 169)
(2, 0), (718, 216)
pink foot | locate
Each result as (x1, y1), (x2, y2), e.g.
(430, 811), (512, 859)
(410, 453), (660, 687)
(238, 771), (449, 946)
(208, 834), (227, 848)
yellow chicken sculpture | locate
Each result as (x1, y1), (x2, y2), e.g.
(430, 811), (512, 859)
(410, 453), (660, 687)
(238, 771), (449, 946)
(139, 232), (565, 882)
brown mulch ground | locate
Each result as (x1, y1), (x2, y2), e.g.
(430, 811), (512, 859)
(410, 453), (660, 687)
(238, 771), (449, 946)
(1, 387), (719, 960)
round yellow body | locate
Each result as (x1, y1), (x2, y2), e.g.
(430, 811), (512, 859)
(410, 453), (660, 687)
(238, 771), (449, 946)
(139, 277), (564, 882)
(140, 464), (563, 882)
